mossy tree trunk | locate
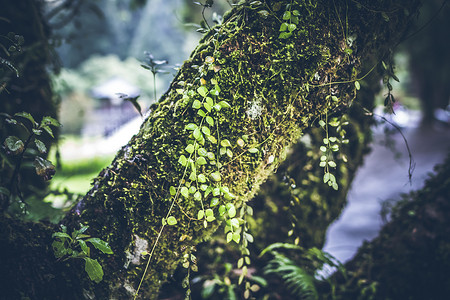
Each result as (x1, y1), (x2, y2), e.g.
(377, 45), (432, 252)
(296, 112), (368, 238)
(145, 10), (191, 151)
(0, 1), (420, 299)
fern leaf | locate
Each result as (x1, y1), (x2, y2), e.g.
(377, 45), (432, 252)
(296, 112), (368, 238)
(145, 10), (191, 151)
(264, 252), (318, 300)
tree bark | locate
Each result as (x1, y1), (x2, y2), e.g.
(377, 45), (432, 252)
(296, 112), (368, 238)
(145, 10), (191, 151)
(0, 1), (420, 299)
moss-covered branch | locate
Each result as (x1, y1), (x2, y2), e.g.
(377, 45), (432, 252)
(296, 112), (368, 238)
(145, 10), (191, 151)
(0, 1), (420, 299)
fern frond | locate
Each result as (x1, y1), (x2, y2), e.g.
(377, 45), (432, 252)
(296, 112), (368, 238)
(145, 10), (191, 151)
(259, 242), (303, 257)
(264, 252), (318, 300)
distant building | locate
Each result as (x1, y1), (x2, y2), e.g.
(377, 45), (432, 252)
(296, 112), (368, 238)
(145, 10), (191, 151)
(83, 77), (141, 137)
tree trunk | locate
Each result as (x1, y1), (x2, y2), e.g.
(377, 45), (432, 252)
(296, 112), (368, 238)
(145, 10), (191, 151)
(0, 1), (420, 299)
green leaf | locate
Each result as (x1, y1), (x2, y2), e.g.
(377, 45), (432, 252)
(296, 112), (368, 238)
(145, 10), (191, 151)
(331, 95), (339, 102)
(226, 148), (233, 158)
(320, 146), (327, 152)
(288, 23), (297, 32)
(41, 116), (61, 128)
(189, 171), (197, 181)
(232, 232), (241, 243)
(282, 11), (291, 20)
(185, 144), (195, 154)
(248, 148), (259, 153)
(238, 257), (244, 268)
(354, 81), (361, 90)
(4, 136), (24, 154)
(201, 126), (210, 136)
(319, 120), (326, 128)
(229, 218), (239, 229)
(189, 186), (197, 194)
(213, 187), (221, 196)
(328, 161), (337, 168)
(319, 161), (327, 167)
(84, 257), (104, 283)
(34, 139), (47, 154)
(15, 112), (37, 127)
(279, 31), (293, 39)
(280, 22), (288, 32)
(86, 238), (113, 254)
(218, 101), (231, 109)
(244, 232), (254, 243)
(178, 155), (188, 166)
(226, 232), (233, 243)
(170, 186), (177, 196)
(41, 125), (54, 138)
(198, 210), (205, 219)
(194, 191), (202, 201)
(207, 135), (217, 144)
(227, 204), (236, 218)
(236, 138), (245, 147)
(210, 171), (221, 182)
(323, 173), (330, 183)
(205, 97), (214, 108)
(167, 216), (177, 225)
(203, 102), (212, 112)
(213, 104), (221, 111)
(205, 116), (214, 126)
(197, 109), (206, 117)
(196, 157), (207, 166)
(210, 197), (219, 207)
(79, 239), (90, 256)
(220, 139), (231, 147)
(197, 174), (207, 183)
(196, 148), (206, 157)
(78, 225), (89, 234)
(32, 127), (42, 135)
(181, 187), (189, 198)
(192, 100), (202, 109)
(53, 232), (72, 240)
(185, 123), (198, 131)
(207, 152), (215, 161)
(197, 86), (208, 97)
(193, 128), (202, 140)
(329, 173), (336, 182)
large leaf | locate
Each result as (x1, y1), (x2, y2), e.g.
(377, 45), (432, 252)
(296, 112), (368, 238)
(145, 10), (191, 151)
(34, 139), (47, 154)
(14, 112), (37, 127)
(4, 136), (24, 154)
(86, 238), (113, 254)
(84, 257), (104, 283)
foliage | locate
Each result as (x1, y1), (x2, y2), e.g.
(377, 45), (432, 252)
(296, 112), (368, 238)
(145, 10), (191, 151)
(261, 243), (346, 300)
(0, 30), (24, 82)
(52, 224), (114, 283)
(0, 112), (60, 213)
